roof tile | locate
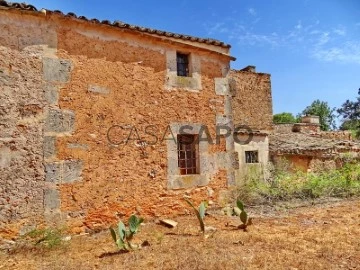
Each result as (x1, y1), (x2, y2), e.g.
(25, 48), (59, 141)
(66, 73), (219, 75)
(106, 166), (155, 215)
(0, 0), (230, 48)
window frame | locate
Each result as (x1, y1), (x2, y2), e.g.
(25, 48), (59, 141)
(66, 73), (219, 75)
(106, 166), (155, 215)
(177, 134), (199, 175)
(245, 150), (259, 164)
(176, 52), (190, 77)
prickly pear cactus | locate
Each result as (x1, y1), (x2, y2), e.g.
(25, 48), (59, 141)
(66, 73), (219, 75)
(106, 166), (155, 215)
(236, 198), (252, 231)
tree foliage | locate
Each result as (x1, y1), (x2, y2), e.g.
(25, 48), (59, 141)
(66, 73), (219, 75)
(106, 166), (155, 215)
(299, 100), (336, 131)
(339, 119), (360, 131)
(273, 112), (297, 124)
(337, 88), (360, 138)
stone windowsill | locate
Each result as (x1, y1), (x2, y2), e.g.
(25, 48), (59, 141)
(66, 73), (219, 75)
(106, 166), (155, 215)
(166, 72), (202, 91)
(168, 174), (208, 189)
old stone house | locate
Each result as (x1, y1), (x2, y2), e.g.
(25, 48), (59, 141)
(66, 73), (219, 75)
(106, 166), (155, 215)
(0, 1), (273, 237)
(271, 116), (360, 172)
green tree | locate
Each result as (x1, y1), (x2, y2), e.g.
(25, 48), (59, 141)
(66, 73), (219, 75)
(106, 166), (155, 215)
(273, 112), (297, 124)
(299, 100), (336, 131)
(337, 88), (360, 138)
(339, 119), (360, 131)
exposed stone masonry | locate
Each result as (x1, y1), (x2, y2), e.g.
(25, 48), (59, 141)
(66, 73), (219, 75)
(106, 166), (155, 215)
(230, 68), (273, 132)
(0, 2), (269, 238)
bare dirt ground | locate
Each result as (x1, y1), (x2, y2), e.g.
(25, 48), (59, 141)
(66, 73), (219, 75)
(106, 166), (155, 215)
(1, 198), (359, 270)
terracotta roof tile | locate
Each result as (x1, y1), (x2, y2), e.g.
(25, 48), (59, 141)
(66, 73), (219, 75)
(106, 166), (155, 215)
(0, 0), (231, 48)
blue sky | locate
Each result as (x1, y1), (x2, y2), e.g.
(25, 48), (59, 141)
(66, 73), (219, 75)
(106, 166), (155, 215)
(29, 0), (360, 118)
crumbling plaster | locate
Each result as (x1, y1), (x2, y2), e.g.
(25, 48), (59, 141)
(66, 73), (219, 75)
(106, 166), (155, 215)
(0, 8), (240, 237)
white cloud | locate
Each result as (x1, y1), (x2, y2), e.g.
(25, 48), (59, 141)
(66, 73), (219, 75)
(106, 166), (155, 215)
(248, 8), (256, 16)
(205, 17), (360, 64)
(309, 30), (321, 35)
(316, 32), (330, 46)
(312, 41), (360, 64)
(236, 32), (279, 46)
(333, 25), (346, 36)
(205, 22), (229, 35)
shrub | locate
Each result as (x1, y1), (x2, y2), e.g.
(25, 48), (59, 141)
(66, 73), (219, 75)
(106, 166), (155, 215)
(23, 227), (66, 248)
(233, 162), (360, 204)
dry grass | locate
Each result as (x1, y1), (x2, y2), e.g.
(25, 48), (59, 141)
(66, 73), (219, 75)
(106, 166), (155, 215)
(1, 199), (359, 270)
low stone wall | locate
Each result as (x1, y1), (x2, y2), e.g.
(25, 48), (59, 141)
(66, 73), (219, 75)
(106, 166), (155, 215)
(317, 131), (353, 141)
(274, 124), (353, 141)
(293, 123), (320, 133)
(273, 124), (294, 134)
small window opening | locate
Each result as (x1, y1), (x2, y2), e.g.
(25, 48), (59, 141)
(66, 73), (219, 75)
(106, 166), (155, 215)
(177, 134), (198, 175)
(177, 53), (190, 77)
(245, 151), (259, 163)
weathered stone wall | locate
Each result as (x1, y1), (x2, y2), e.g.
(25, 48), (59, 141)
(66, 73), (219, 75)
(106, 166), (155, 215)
(0, 10), (60, 237)
(230, 69), (273, 132)
(0, 9), (237, 236)
(274, 124), (353, 140)
(293, 123), (321, 133)
(234, 134), (269, 182)
(270, 130), (360, 174)
(273, 155), (311, 172)
(274, 124), (294, 134)
(316, 131), (353, 141)
(53, 18), (234, 233)
(309, 158), (337, 172)
(271, 155), (339, 173)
